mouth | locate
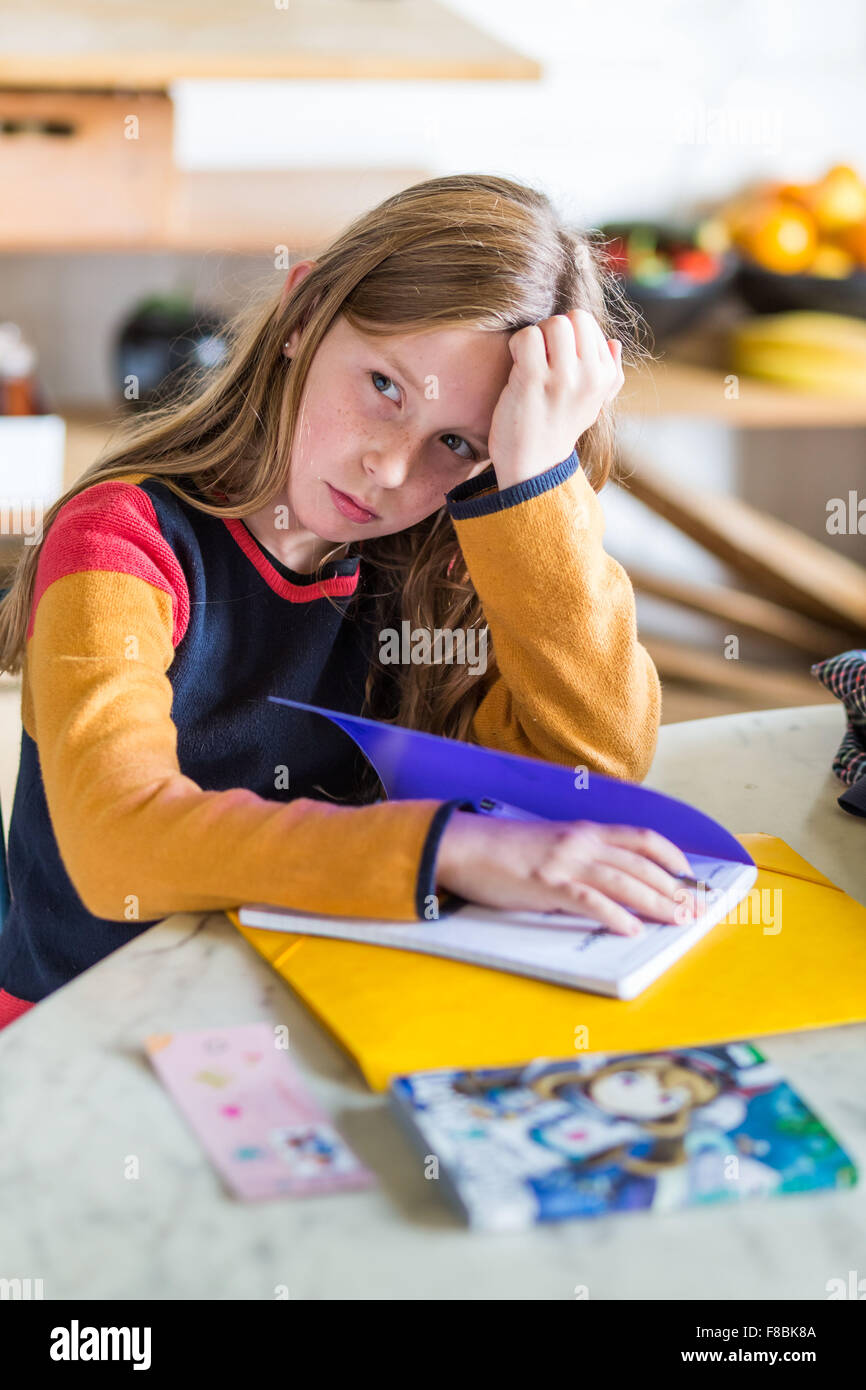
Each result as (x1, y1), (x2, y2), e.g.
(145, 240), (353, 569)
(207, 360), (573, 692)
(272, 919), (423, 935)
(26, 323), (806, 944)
(325, 482), (381, 523)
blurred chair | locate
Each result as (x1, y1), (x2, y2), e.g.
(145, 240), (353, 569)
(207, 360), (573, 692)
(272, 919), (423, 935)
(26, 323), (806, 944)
(0, 585), (9, 932)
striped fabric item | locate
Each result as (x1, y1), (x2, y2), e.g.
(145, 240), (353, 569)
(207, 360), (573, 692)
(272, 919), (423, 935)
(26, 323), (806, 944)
(811, 649), (866, 817)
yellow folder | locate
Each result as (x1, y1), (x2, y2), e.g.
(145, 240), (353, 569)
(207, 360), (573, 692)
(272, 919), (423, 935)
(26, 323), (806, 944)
(227, 834), (866, 1091)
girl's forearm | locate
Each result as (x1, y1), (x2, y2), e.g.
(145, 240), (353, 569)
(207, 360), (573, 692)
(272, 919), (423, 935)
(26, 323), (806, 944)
(448, 455), (661, 781)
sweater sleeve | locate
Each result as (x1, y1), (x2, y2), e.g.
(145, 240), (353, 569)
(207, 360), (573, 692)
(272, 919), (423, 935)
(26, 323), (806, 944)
(21, 480), (468, 924)
(444, 450), (662, 782)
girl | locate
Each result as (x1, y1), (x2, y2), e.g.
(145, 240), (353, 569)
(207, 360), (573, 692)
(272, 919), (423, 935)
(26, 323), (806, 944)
(0, 173), (696, 1028)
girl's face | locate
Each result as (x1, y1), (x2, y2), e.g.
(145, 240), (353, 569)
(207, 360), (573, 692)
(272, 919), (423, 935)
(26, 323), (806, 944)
(283, 301), (515, 543)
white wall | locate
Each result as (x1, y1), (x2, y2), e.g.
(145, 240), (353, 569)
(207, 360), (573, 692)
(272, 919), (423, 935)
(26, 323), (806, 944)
(173, 0), (866, 227)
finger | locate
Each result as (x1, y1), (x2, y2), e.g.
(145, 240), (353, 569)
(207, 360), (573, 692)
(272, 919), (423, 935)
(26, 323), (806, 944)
(582, 861), (697, 925)
(585, 823), (693, 877)
(542, 314), (581, 377)
(591, 314), (613, 364)
(508, 323), (548, 378)
(607, 339), (625, 390)
(547, 880), (644, 936)
(576, 309), (611, 364)
(592, 843), (695, 906)
(576, 314), (619, 397)
(605, 377), (625, 404)
(569, 309), (605, 374)
(594, 327), (620, 391)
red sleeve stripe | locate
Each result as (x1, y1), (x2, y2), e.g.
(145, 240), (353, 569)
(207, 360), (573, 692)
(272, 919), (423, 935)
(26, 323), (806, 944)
(0, 987), (34, 1029)
(28, 479), (190, 646)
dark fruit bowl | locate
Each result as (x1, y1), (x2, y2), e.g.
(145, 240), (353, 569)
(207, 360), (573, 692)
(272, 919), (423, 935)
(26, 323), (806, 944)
(115, 295), (230, 410)
(595, 222), (738, 347)
(736, 261), (866, 318)
(623, 258), (739, 345)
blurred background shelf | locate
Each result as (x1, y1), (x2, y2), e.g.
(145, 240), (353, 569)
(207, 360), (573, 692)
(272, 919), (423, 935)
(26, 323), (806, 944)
(0, 153), (435, 253)
(0, 0), (542, 85)
(0, 84), (436, 253)
(621, 317), (866, 427)
(622, 352), (866, 427)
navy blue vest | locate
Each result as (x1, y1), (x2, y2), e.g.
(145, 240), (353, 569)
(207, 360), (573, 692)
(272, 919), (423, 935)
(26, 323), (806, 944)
(0, 477), (380, 1005)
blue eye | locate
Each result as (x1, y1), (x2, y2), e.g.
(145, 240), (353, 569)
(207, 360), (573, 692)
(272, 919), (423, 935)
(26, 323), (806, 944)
(370, 370), (400, 403)
(371, 370), (476, 461)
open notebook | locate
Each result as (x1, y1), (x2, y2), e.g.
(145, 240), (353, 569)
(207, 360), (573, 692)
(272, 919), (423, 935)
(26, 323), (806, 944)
(237, 698), (757, 1001)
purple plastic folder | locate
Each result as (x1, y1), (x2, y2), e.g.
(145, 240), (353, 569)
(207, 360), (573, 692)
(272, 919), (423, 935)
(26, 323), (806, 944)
(267, 697), (754, 869)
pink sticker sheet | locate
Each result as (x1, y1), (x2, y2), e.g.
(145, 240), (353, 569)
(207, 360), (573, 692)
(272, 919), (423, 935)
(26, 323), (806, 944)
(144, 1022), (376, 1201)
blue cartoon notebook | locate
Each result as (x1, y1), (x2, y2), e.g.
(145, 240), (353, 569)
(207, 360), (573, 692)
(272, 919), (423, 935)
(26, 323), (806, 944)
(388, 1044), (857, 1230)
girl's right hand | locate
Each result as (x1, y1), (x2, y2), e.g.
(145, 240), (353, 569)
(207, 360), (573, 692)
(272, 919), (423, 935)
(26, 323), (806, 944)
(434, 811), (699, 935)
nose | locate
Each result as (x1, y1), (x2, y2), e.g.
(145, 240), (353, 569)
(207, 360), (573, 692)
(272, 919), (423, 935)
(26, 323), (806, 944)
(362, 439), (412, 489)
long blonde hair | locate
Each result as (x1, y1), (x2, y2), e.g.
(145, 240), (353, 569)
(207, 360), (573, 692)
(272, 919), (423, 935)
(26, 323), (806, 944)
(0, 173), (639, 762)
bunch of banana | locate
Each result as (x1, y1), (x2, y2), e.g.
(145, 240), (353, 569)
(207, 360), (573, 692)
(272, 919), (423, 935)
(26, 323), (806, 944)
(731, 311), (866, 395)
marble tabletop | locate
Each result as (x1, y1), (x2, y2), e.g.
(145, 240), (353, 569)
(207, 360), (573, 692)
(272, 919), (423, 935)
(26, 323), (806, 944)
(0, 703), (862, 1301)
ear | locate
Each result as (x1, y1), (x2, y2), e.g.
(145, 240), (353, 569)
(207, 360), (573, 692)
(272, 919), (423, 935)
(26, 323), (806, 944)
(280, 260), (319, 356)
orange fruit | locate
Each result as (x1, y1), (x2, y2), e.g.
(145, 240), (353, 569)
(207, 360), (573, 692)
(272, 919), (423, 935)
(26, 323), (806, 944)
(838, 221), (866, 268)
(808, 165), (866, 233)
(777, 182), (815, 207)
(811, 243), (855, 277)
(736, 199), (818, 274)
